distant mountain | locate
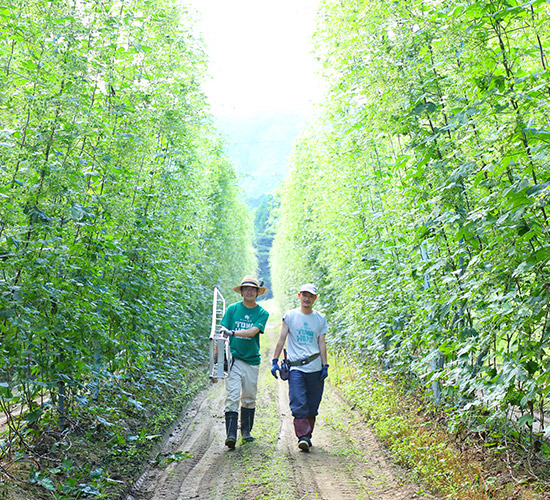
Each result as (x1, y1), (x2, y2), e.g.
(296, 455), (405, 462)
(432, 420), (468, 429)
(214, 110), (309, 200)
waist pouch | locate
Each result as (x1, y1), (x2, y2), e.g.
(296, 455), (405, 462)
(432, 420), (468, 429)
(280, 359), (290, 380)
(288, 352), (320, 367)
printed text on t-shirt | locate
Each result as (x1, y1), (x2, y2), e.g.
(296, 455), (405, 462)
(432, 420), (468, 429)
(297, 328), (314, 344)
(235, 320), (253, 330)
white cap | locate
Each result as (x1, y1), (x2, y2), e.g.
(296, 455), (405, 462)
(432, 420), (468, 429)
(299, 283), (317, 295)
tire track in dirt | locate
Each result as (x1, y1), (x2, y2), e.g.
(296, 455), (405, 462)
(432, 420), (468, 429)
(126, 382), (232, 500)
(275, 374), (432, 500)
(275, 379), (358, 499)
(126, 323), (437, 500)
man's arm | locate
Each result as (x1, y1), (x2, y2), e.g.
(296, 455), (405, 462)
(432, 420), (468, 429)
(221, 325), (259, 338)
(273, 319), (289, 359)
(318, 333), (328, 365)
(234, 326), (260, 338)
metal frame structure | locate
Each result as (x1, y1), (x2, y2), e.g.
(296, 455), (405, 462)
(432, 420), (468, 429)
(208, 285), (231, 382)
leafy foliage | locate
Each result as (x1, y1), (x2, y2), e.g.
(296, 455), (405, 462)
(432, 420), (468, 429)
(272, 0), (550, 455)
(0, 0), (254, 466)
(253, 193), (279, 299)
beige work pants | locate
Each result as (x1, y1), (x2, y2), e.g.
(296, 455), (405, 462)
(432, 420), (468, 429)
(224, 358), (259, 413)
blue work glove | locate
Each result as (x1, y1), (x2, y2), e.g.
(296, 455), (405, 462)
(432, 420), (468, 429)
(271, 359), (280, 379)
(320, 364), (329, 381)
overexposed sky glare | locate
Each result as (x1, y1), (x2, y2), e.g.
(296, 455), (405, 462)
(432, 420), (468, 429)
(184, 0), (322, 117)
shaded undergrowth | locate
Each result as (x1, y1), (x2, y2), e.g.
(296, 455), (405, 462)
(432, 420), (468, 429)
(0, 359), (206, 500)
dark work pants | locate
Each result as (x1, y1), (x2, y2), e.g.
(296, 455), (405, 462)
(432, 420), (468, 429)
(288, 369), (324, 439)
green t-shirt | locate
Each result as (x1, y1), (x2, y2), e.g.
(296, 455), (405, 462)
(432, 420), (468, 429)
(221, 301), (269, 365)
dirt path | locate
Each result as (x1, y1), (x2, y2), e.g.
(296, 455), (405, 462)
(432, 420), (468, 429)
(126, 324), (437, 500)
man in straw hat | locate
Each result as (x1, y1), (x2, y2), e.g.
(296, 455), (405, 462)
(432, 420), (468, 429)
(271, 283), (328, 452)
(220, 275), (269, 449)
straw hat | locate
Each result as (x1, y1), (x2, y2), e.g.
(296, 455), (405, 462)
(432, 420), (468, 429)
(233, 275), (268, 297)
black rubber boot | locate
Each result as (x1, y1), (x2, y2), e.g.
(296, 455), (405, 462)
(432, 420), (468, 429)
(240, 407), (255, 442)
(225, 411), (238, 449)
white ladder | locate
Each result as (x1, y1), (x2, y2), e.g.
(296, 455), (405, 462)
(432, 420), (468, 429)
(209, 285), (232, 382)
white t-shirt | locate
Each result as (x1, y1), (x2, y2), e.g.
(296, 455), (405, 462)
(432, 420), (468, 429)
(283, 307), (328, 373)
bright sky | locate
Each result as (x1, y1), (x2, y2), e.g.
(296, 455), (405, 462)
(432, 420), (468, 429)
(184, 0), (322, 118)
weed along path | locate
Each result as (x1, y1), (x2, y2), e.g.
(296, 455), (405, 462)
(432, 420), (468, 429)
(126, 323), (436, 500)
